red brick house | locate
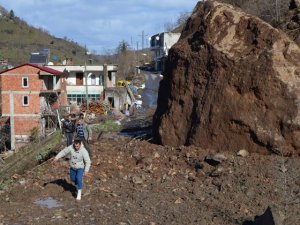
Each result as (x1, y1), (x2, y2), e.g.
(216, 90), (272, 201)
(0, 63), (67, 149)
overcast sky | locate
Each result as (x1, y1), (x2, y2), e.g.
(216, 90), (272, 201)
(0, 0), (199, 55)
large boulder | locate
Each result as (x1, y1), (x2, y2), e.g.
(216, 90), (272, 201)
(153, 1), (300, 155)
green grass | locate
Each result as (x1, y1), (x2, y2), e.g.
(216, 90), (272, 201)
(0, 131), (63, 181)
(92, 120), (123, 133)
(0, 179), (14, 190)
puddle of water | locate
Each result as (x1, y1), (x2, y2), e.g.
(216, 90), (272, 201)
(34, 197), (63, 209)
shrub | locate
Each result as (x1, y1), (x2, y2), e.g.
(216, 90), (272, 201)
(92, 120), (122, 133)
(29, 127), (39, 142)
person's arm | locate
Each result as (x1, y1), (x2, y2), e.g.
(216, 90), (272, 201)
(54, 146), (71, 161)
(87, 124), (92, 140)
(61, 121), (65, 133)
(82, 150), (91, 173)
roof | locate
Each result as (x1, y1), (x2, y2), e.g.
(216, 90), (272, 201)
(0, 63), (64, 76)
(29, 54), (48, 65)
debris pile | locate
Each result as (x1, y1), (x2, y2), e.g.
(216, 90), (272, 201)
(80, 101), (112, 115)
(0, 134), (299, 224)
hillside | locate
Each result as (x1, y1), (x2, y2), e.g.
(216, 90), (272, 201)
(0, 6), (102, 67)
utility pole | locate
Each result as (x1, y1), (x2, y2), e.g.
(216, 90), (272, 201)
(84, 46), (89, 112)
(136, 41), (139, 64)
(138, 30), (148, 51)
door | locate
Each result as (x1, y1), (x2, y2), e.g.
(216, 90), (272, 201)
(76, 72), (84, 85)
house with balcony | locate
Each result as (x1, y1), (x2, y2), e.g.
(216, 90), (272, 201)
(149, 32), (181, 72)
(46, 64), (118, 106)
(0, 63), (66, 149)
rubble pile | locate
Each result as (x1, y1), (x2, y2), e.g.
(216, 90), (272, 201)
(0, 134), (299, 224)
(80, 101), (112, 115)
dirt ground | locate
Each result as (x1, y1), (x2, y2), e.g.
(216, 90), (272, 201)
(0, 111), (300, 225)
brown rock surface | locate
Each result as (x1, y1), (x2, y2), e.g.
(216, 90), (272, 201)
(153, 1), (300, 155)
(0, 131), (299, 225)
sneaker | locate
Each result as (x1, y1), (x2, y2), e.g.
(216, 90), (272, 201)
(76, 189), (82, 200)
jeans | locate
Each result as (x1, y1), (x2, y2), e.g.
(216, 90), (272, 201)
(70, 168), (84, 190)
(65, 132), (74, 146)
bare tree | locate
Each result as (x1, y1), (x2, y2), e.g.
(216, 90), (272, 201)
(219, 0), (289, 26)
(116, 41), (136, 80)
(164, 11), (191, 32)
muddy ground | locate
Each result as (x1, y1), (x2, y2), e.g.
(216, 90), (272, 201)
(0, 111), (300, 225)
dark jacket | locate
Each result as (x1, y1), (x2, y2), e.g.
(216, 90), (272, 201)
(62, 120), (75, 133)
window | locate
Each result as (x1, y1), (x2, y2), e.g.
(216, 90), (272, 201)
(22, 77), (29, 88)
(99, 75), (104, 86)
(67, 94), (100, 105)
(108, 72), (112, 81)
(23, 96), (29, 106)
(91, 74), (96, 85)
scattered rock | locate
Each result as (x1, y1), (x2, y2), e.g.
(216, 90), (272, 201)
(154, 152), (160, 158)
(210, 167), (225, 177)
(131, 176), (143, 185)
(175, 198), (182, 204)
(205, 153), (227, 166)
(237, 149), (249, 157)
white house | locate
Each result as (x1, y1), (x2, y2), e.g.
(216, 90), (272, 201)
(149, 32), (181, 71)
(47, 64), (118, 105)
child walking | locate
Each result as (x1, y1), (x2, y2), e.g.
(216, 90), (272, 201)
(52, 137), (91, 200)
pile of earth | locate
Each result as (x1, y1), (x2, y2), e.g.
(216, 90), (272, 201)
(0, 121), (299, 224)
(153, 0), (300, 156)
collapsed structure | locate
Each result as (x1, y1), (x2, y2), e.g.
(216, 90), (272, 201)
(153, 1), (300, 155)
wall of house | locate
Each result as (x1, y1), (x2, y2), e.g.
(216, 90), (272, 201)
(163, 33), (181, 55)
(150, 32), (180, 71)
(0, 65), (64, 148)
(1, 93), (40, 115)
(14, 117), (40, 139)
(1, 66), (43, 116)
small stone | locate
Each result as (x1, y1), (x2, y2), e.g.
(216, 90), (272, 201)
(175, 198), (182, 204)
(188, 172), (196, 182)
(237, 149), (249, 157)
(210, 167), (224, 177)
(246, 188), (255, 198)
(19, 179), (26, 185)
(205, 153), (227, 166)
(131, 176), (143, 184)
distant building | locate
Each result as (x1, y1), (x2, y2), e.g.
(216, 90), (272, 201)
(149, 32), (181, 72)
(29, 49), (50, 65)
(47, 64), (135, 112)
(46, 64), (118, 105)
(0, 63), (66, 149)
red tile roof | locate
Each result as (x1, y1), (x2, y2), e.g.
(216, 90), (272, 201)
(0, 63), (64, 76)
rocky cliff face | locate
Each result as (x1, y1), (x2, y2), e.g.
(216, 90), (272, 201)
(153, 1), (300, 155)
